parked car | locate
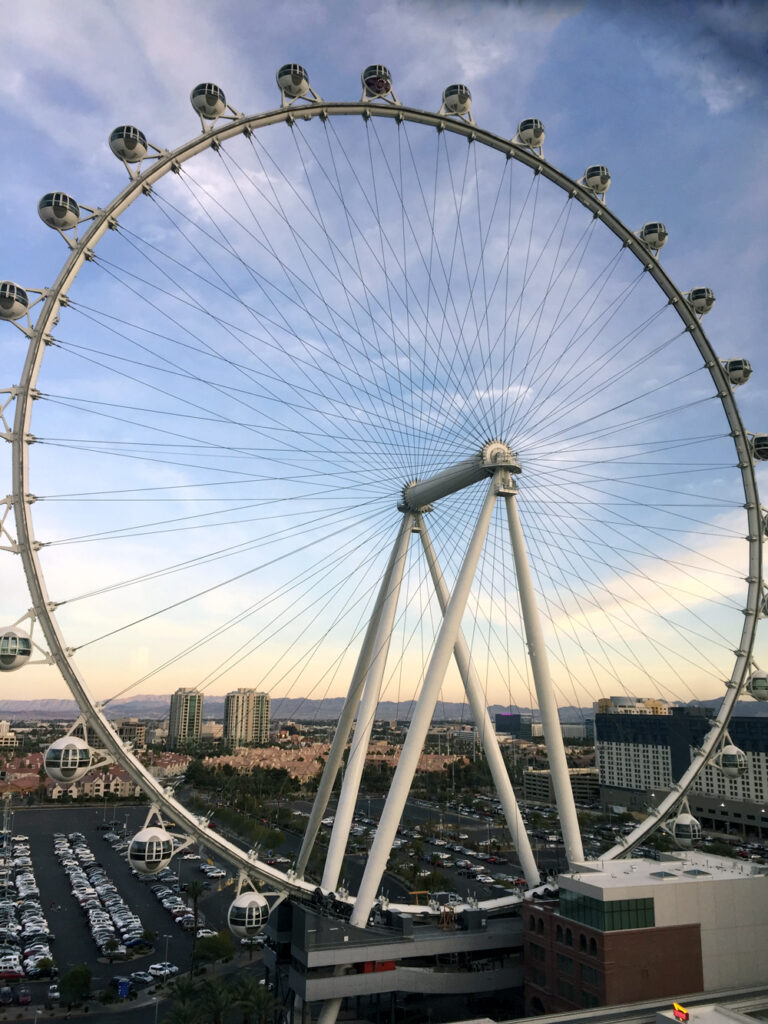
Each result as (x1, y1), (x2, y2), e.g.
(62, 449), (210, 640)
(148, 962), (179, 979)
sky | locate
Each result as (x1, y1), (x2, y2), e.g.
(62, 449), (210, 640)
(0, 0), (766, 714)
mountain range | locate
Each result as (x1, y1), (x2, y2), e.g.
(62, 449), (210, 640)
(0, 695), (764, 723)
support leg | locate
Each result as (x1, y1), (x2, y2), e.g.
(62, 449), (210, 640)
(323, 513), (414, 890)
(350, 476), (500, 928)
(503, 485), (584, 865)
(417, 516), (540, 888)
(296, 517), (413, 879)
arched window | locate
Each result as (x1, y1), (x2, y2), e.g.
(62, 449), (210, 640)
(556, 925), (563, 942)
(589, 937), (597, 956)
(537, 917), (544, 934)
(565, 928), (573, 947)
(528, 915), (536, 931)
(579, 934), (587, 952)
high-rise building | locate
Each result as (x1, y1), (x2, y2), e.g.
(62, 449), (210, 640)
(167, 688), (203, 749)
(116, 718), (146, 748)
(223, 688), (271, 745)
(495, 712), (532, 738)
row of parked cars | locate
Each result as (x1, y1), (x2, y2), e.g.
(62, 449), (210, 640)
(55, 831), (149, 958)
(147, 869), (198, 933)
(0, 834), (55, 981)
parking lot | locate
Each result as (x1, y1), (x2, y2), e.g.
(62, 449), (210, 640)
(8, 805), (237, 1004)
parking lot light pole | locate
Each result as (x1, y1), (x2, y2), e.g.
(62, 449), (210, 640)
(154, 997), (159, 1024)
(163, 933), (172, 963)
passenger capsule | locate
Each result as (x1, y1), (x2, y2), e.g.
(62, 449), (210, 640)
(517, 118), (545, 148)
(672, 812), (701, 849)
(109, 126), (148, 164)
(442, 83), (472, 116)
(127, 826), (175, 874)
(583, 165), (611, 195)
(0, 282), (29, 321)
(228, 890), (270, 938)
(746, 670), (768, 701)
(0, 628), (32, 671)
(362, 65), (392, 98)
(190, 82), (227, 120)
(638, 222), (668, 250)
(38, 192), (81, 231)
(751, 435), (768, 462)
(684, 287), (715, 316)
(44, 735), (93, 782)
(276, 63), (310, 99)
(722, 358), (752, 387)
(718, 744), (748, 778)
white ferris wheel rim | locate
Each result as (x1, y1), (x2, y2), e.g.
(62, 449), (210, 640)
(5, 92), (763, 899)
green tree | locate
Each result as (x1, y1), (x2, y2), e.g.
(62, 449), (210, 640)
(197, 978), (235, 1024)
(195, 930), (235, 964)
(60, 963), (92, 1006)
(233, 974), (275, 1024)
(168, 975), (199, 1008)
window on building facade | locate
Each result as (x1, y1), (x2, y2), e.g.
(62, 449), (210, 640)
(559, 892), (654, 931)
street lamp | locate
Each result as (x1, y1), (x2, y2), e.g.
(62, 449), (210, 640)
(163, 933), (172, 963)
(154, 997), (160, 1024)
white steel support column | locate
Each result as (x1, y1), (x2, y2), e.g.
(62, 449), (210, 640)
(417, 517), (540, 889)
(349, 476), (500, 928)
(296, 516), (413, 879)
(502, 481), (584, 866)
(322, 513), (414, 890)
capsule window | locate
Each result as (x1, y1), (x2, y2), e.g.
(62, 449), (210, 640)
(279, 63), (307, 78)
(0, 283), (28, 308)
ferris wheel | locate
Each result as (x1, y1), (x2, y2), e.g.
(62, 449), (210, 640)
(1, 64), (766, 956)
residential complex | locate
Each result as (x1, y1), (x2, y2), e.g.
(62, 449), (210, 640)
(167, 687), (204, 749)
(223, 688), (271, 745)
(115, 718), (146, 748)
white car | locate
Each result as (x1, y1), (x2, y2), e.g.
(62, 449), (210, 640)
(148, 962), (179, 979)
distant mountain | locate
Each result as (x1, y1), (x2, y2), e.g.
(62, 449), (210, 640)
(0, 695), (763, 723)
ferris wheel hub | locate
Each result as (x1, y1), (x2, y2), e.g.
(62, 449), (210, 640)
(399, 442), (520, 512)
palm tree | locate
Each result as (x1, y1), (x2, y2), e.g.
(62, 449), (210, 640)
(168, 975), (199, 1008)
(197, 978), (236, 1024)
(186, 879), (206, 968)
(233, 975), (275, 1024)
(161, 1003), (204, 1024)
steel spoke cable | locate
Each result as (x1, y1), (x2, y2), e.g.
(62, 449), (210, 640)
(507, 264), (657, 441)
(214, 138), (414, 469)
(103, 503), (398, 706)
(325, 116), (473, 448)
(499, 194), (583, 432)
(115, 193), (429, 450)
(506, 235), (628, 424)
(68, 499), (398, 651)
(47, 311), (413, 484)
(56, 494), (389, 607)
(282, 124), (415, 468)
(120, 193), (413, 467)
(190, 510), (404, 697)
(505, 253), (648, 435)
(518, 478), (744, 641)
(516, 308), (682, 446)
(518, 498), (735, 686)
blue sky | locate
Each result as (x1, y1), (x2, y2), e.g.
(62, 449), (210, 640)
(0, 0), (766, 710)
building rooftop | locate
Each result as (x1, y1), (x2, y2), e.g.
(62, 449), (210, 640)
(562, 851), (766, 896)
